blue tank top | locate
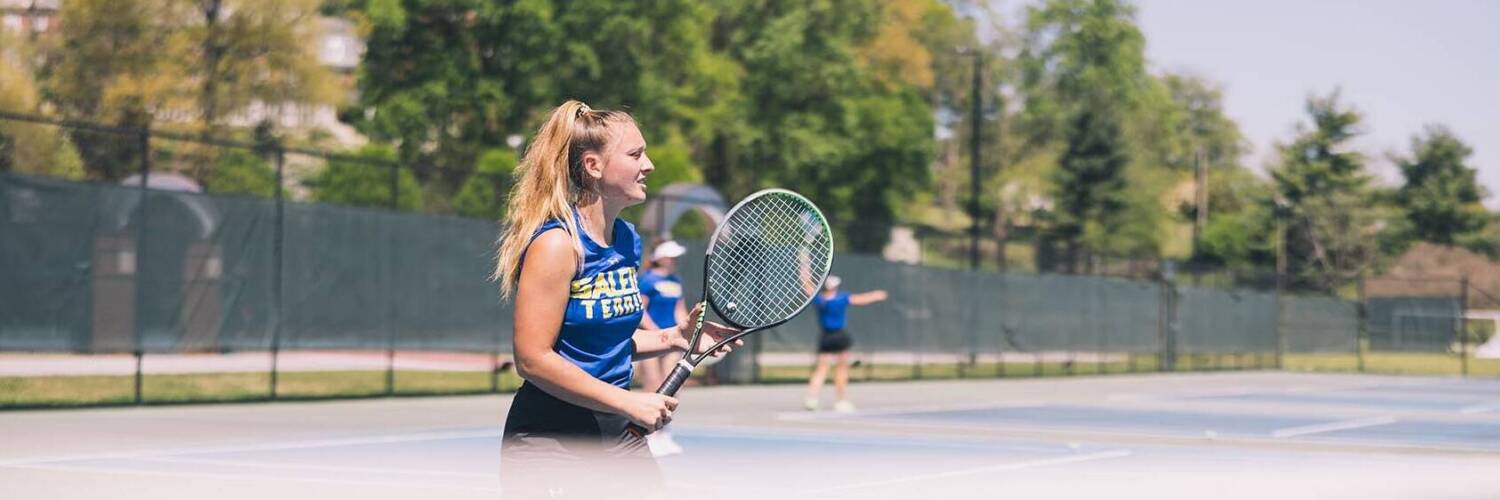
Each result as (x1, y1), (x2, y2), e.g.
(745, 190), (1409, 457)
(638, 270), (683, 328)
(813, 292), (851, 332)
(527, 213), (644, 388)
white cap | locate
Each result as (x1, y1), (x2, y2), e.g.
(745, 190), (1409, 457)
(824, 275), (842, 289)
(652, 240), (687, 261)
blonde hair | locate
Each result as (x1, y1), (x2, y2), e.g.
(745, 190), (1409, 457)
(493, 100), (636, 299)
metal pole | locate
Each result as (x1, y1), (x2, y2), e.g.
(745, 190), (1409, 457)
(386, 164), (399, 396)
(1356, 276), (1368, 373)
(270, 146), (285, 399)
(968, 50), (983, 270)
(133, 126), (151, 405)
(1460, 277), (1470, 377)
(1275, 269), (1286, 370)
(491, 350), (500, 393)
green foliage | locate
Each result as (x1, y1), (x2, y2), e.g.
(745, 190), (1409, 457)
(1043, 105), (1131, 271)
(351, 0), (942, 252)
(0, 34), (84, 179)
(350, 0), (733, 193)
(204, 150), (276, 197)
(39, 0), (333, 181)
(452, 148), (517, 220)
(705, 0), (936, 252)
(1018, 0), (1147, 145)
(1191, 167), (1276, 268)
(309, 144), (423, 210)
(1270, 90), (1381, 291)
(1393, 126), (1494, 256)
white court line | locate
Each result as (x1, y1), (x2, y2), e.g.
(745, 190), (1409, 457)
(804, 449), (1133, 494)
(1105, 386), (1256, 402)
(1, 462), (501, 493)
(777, 401), (1044, 421)
(1460, 402), (1500, 415)
(132, 456), (494, 479)
(1271, 417), (1398, 438)
(0, 429), (500, 467)
(675, 423), (1070, 453)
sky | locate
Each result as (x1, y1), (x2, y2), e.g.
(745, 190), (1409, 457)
(1129, 0), (1500, 207)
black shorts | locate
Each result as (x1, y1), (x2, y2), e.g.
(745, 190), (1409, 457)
(817, 330), (852, 353)
(502, 382), (661, 497)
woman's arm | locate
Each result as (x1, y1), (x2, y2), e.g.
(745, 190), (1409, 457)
(632, 303), (743, 362)
(849, 289), (889, 306)
(631, 326), (686, 361)
(513, 230), (670, 424)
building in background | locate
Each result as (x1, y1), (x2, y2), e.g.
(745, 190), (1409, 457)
(229, 16), (366, 149)
(0, 0), (58, 37)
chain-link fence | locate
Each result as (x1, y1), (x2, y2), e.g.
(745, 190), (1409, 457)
(2, 112), (1495, 408)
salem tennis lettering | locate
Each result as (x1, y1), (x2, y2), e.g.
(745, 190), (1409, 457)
(571, 268), (643, 319)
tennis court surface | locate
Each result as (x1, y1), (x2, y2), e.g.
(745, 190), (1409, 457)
(5, 371), (1499, 499)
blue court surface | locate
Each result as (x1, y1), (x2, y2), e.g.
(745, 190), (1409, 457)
(4, 372), (1500, 499)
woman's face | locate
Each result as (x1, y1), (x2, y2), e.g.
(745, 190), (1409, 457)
(655, 256), (677, 273)
(584, 122), (654, 207)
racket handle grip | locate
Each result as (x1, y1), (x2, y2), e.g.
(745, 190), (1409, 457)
(625, 361), (695, 438)
(655, 361), (694, 397)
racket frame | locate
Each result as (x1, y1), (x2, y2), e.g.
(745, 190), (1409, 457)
(628, 189), (831, 435)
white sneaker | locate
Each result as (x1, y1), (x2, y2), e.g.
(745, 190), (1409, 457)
(833, 400), (856, 413)
(647, 431), (684, 457)
(803, 397), (819, 411)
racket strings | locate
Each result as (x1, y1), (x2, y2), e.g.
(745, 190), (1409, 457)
(709, 192), (832, 328)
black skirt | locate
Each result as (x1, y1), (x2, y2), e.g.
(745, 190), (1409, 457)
(817, 330), (853, 353)
(501, 382), (661, 497)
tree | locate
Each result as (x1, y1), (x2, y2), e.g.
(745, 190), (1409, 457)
(1016, 0), (1147, 149)
(183, 0), (339, 136)
(40, 0), (334, 181)
(309, 144), (422, 210)
(1017, 0), (1167, 268)
(1162, 73), (1246, 168)
(41, 0), (190, 179)
(705, 0), (937, 252)
(1393, 125), (1493, 256)
(350, 0), (733, 193)
(1043, 103), (1131, 272)
(0, 33), (84, 179)
(452, 148), (516, 220)
(1270, 90), (1382, 291)
(204, 149), (276, 196)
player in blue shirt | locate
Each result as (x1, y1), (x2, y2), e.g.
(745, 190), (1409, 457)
(635, 239), (690, 456)
(804, 275), (887, 412)
(491, 101), (740, 497)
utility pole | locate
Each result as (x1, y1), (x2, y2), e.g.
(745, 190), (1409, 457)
(969, 49), (983, 270)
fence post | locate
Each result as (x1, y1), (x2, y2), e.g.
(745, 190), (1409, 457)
(1274, 271), (1286, 370)
(133, 126), (151, 405)
(1157, 274), (1176, 372)
(270, 145), (285, 400)
(491, 350), (501, 393)
(385, 163), (399, 397)
(1356, 277), (1368, 373)
(1460, 277), (1470, 377)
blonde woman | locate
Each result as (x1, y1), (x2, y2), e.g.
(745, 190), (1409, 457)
(493, 100), (738, 496)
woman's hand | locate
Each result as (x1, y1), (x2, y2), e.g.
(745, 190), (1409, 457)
(616, 392), (678, 431)
(678, 303), (743, 357)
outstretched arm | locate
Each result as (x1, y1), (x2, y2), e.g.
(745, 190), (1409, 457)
(850, 290), (888, 306)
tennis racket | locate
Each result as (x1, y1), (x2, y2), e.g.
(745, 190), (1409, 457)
(628, 188), (833, 436)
